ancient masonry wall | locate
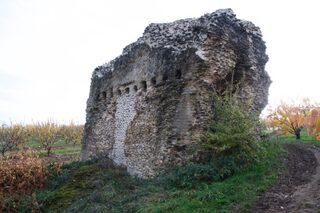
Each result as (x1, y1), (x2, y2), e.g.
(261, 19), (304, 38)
(112, 92), (137, 165)
(82, 9), (271, 177)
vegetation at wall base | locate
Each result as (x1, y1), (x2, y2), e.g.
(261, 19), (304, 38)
(0, 96), (287, 212)
(0, 140), (283, 212)
(141, 141), (283, 213)
(200, 96), (262, 166)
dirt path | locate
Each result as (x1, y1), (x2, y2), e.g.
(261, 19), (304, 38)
(253, 143), (320, 213)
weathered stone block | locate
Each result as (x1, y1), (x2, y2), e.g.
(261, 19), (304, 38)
(81, 9), (271, 177)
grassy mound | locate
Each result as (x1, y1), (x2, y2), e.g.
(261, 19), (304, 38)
(9, 140), (282, 213)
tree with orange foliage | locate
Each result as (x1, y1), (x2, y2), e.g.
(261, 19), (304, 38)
(267, 99), (320, 140)
(267, 103), (305, 139)
(305, 108), (320, 140)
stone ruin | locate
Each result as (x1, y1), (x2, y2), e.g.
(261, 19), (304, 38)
(81, 9), (271, 177)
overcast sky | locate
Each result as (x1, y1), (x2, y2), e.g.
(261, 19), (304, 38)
(1, 0), (319, 124)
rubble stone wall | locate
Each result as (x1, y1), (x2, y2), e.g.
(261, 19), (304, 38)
(81, 9), (271, 177)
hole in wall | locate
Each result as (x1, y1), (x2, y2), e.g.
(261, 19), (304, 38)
(151, 77), (156, 86)
(110, 88), (113, 98)
(102, 91), (106, 99)
(133, 85), (138, 92)
(175, 69), (182, 79)
(117, 89), (122, 96)
(141, 81), (147, 91)
(125, 87), (130, 94)
(162, 74), (168, 81)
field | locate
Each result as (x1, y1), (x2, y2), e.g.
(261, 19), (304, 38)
(28, 138), (81, 163)
(0, 122), (83, 162)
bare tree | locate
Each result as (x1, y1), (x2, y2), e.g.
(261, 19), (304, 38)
(0, 124), (26, 156)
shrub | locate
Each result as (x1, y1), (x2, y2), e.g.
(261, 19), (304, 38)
(0, 150), (62, 212)
(158, 156), (240, 189)
(158, 163), (219, 189)
(157, 96), (262, 189)
(201, 96), (260, 165)
(0, 149), (47, 197)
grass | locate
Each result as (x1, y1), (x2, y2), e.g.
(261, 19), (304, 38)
(38, 146), (81, 156)
(276, 129), (320, 145)
(141, 142), (282, 213)
(26, 137), (41, 148)
(26, 138), (75, 148)
(13, 140), (283, 213)
(25, 137), (81, 158)
(53, 146), (81, 155)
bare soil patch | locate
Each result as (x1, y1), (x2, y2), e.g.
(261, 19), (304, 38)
(253, 143), (320, 213)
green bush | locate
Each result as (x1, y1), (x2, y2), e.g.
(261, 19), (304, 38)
(201, 96), (260, 165)
(156, 156), (240, 189)
(156, 96), (263, 189)
(157, 163), (218, 189)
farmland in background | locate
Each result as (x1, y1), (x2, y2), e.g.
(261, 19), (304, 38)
(0, 121), (83, 163)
